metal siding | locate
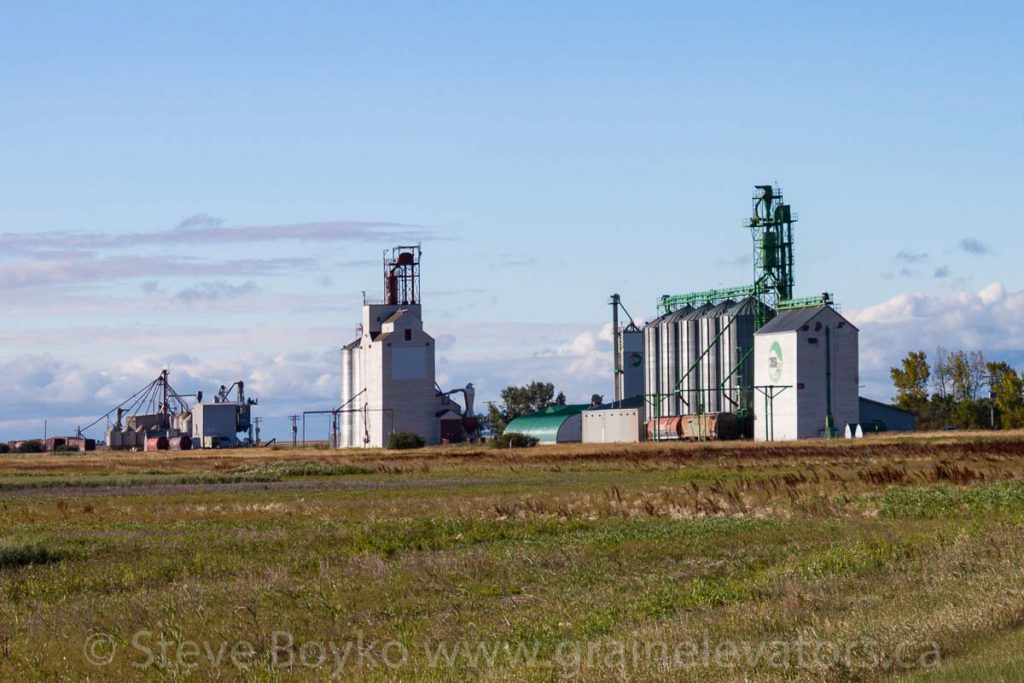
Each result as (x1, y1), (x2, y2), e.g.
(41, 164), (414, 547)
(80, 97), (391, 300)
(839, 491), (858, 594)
(620, 330), (645, 399)
(193, 404), (240, 443)
(753, 331), (799, 441)
(796, 326), (827, 438)
(722, 298), (756, 415)
(680, 308), (702, 415)
(833, 322), (860, 434)
(659, 313), (678, 416)
(643, 321), (660, 416)
(581, 409), (643, 443)
(699, 307), (721, 413)
(340, 347), (353, 447)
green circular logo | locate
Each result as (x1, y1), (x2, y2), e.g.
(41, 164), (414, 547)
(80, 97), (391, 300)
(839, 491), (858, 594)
(628, 352), (642, 368)
(768, 341), (783, 382)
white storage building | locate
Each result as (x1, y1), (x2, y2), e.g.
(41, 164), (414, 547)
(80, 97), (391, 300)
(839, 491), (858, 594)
(582, 402), (645, 444)
(753, 305), (858, 441)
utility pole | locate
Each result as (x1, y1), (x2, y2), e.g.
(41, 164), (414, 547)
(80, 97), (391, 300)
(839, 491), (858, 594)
(990, 370), (997, 430)
(289, 415), (299, 447)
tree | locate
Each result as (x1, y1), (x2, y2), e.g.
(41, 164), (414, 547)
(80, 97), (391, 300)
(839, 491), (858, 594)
(933, 347), (950, 399)
(487, 381), (566, 435)
(989, 362), (1024, 429)
(941, 350), (987, 402)
(891, 351), (930, 412)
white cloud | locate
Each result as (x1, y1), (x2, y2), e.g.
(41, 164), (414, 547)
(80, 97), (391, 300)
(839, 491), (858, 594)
(848, 282), (1024, 399)
(3, 218), (422, 255)
(173, 281), (262, 304)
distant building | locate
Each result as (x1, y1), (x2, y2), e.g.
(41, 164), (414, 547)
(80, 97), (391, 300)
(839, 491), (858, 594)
(505, 405), (588, 444)
(858, 397), (917, 433)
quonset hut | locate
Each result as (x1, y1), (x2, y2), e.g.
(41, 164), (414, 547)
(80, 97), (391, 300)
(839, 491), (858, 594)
(505, 405), (587, 444)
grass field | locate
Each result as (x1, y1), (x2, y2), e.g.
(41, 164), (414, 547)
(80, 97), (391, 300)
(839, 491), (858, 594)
(3, 433), (1024, 681)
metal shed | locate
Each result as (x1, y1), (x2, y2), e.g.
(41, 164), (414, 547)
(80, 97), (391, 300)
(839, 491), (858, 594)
(504, 405), (587, 444)
(858, 397), (917, 433)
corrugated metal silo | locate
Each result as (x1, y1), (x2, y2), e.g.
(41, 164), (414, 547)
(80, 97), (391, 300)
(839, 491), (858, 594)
(643, 316), (663, 416)
(720, 297), (758, 414)
(664, 308), (693, 415)
(699, 302), (732, 413)
(658, 311), (678, 416)
(678, 304), (708, 414)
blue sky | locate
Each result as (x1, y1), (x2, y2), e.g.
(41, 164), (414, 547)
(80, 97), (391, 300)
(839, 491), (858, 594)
(1, 1), (1022, 440)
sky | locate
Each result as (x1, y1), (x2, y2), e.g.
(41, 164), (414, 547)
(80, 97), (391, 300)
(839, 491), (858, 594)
(1, 1), (1022, 440)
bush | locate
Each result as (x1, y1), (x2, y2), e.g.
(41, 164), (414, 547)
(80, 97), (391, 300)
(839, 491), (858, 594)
(492, 432), (539, 449)
(54, 445), (79, 453)
(0, 543), (60, 569)
(0, 443), (9, 454)
(387, 432), (425, 450)
(17, 440), (44, 454)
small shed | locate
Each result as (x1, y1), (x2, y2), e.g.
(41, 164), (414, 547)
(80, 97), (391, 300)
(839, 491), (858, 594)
(504, 405), (587, 444)
(582, 396), (645, 444)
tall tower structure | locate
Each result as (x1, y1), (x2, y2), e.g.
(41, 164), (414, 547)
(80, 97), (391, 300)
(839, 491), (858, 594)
(339, 246), (440, 448)
(745, 185), (796, 329)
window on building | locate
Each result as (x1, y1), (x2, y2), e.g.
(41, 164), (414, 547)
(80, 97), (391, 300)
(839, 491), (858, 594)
(404, 329), (412, 341)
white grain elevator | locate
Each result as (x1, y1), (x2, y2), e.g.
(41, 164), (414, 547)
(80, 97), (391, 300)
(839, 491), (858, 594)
(339, 246), (441, 448)
(753, 305), (858, 441)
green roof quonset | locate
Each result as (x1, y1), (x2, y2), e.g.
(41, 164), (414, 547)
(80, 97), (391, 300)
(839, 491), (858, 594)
(503, 404), (588, 443)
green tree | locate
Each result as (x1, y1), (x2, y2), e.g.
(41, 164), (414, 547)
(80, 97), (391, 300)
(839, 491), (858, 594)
(486, 381), (566, 435)
(942, 350), (986, 402)
(988, 362), (1024, 429)
(890, 351), (930, 412)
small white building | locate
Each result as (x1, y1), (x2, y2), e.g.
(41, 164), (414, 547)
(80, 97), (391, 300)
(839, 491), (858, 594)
(582, 407), (644, 444)
(753, 305), (858, 441)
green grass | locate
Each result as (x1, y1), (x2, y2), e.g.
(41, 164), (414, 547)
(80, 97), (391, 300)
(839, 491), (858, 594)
(3, 436), (1024, 680)
(878, 481), (1024, 519)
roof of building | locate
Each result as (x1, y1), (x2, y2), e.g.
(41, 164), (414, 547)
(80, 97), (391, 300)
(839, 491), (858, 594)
(726, 296), (760, 317)
(505, 404), (588, 443)
(755, 305), (858, 335)
(586, 395), (645, 411)
(858, 396), (915, 416)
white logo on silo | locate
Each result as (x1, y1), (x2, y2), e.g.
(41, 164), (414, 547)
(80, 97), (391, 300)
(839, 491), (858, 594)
(768, 341), (783, 382)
